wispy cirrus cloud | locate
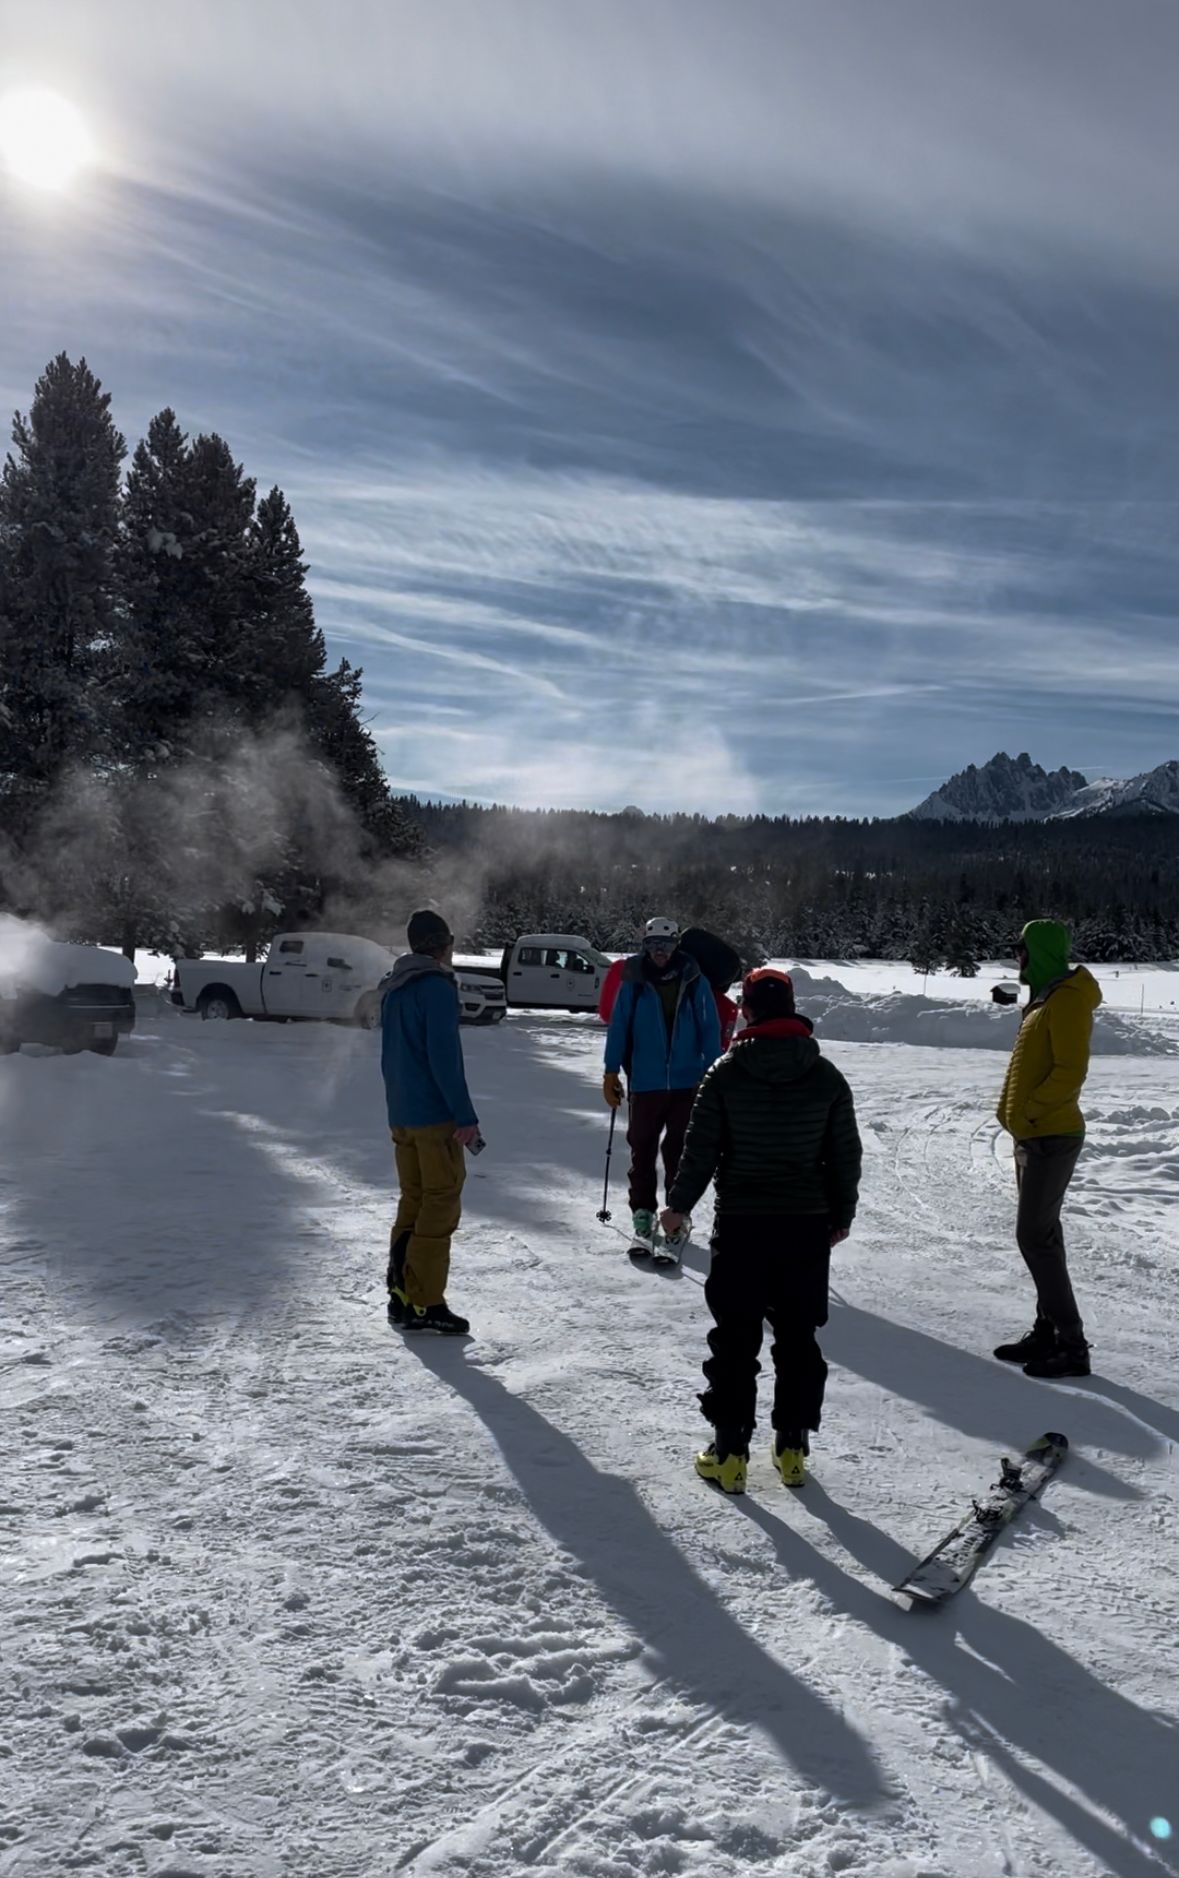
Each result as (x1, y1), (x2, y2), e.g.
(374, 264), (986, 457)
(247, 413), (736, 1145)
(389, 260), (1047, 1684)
(3, 0), (1178, 811)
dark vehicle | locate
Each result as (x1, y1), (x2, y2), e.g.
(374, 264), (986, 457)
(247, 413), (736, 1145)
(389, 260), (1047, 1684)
(0, 941), (137, 1057)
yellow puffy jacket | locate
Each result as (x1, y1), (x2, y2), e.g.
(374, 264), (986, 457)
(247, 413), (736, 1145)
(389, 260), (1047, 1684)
(997, 967), (1101, 1140)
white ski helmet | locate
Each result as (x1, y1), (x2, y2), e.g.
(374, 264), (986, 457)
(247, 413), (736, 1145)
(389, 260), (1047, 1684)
(643, 916), (680, 945)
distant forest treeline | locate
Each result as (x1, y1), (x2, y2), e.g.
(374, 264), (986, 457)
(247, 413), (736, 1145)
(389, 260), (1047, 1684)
(405, 799), (1179, 965)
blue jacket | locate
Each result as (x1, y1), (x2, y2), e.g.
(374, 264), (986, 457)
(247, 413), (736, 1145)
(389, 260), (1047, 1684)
(604, 953), (721, 1094)
(381, 954), (478, 1130)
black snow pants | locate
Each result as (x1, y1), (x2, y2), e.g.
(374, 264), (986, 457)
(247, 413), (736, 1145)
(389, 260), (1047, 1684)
(1014, 1135), (1085, 1340)
(699, 1213), (831, 1446)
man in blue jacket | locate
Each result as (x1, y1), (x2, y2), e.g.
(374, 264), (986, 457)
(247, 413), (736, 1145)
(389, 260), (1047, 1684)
(603, 916), (722, 1261)
(382, 909), (481, 1334)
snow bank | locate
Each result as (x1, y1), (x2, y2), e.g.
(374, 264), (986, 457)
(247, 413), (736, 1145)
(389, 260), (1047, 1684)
(781, 956), (1179, 1018)
(789, 966), (1174, 1056)
(0, 916), (136, 996)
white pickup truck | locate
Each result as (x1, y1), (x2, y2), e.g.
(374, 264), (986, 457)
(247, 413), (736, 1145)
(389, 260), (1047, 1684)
(172, 932), (506, 1028)
(455, 934), (613, 1011)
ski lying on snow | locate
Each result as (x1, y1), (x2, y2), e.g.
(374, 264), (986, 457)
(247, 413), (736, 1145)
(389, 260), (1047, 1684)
(895, 1432), (1068, 1605)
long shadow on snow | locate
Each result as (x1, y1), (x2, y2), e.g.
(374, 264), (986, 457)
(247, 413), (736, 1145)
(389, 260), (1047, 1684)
(738, 1487), (1178, 1878)
(827, 1300), (1154, 1492)
(407, 1336), (889, 1810)
(1054, 1376), (1179, 1452)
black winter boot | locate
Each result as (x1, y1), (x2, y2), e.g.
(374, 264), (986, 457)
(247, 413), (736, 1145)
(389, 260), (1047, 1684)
(994, 1321), (1057, 1365)
(1023, 1338), (1091, 1379)
(402, 1300), (471, 1336)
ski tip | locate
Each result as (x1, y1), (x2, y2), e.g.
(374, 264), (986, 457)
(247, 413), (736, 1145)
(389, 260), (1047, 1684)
(893, 1581), (949, 1608)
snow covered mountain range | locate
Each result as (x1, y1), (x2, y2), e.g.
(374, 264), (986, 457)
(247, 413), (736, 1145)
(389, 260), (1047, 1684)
(910, 750), (1179, 822)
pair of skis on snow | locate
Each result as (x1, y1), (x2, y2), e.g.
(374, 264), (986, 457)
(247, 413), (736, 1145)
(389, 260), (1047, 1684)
(893, 1432), (1068, 1605)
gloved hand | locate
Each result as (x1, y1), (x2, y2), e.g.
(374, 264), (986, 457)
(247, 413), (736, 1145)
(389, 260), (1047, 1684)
(602, 1072), (625, 1110)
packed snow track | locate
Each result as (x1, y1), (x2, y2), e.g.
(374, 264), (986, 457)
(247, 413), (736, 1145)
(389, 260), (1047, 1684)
(2, 997), (1177, 1877)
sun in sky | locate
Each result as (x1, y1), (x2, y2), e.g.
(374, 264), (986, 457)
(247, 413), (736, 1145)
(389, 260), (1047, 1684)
(0, 87), (94, 191)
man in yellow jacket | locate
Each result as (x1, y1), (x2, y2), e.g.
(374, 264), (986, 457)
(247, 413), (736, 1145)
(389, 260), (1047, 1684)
(994, 918), (1101, 1378)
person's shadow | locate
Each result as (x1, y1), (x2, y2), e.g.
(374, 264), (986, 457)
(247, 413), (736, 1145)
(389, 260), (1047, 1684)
(738, 1485), (1179, 1878)
(1057, 1375), (1179, 1451)
(826, 1299), (1156, 1497)
(405, 1338), (888, 1810)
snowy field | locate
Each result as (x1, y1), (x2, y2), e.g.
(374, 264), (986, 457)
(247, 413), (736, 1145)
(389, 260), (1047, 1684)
(3, 987), (1178, 1877)
(779, 959), (1179, 1020)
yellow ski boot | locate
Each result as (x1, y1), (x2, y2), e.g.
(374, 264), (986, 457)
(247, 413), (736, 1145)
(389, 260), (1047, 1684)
(772, 1430), (809, 1489)
(695, 1443), (748, 1495)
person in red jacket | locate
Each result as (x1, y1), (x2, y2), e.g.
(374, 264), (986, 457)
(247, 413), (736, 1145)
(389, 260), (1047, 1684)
(600, 950), (738, 1046)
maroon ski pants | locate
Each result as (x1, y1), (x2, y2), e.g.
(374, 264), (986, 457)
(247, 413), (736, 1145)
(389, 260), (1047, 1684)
(627, 1087), (697, 1214)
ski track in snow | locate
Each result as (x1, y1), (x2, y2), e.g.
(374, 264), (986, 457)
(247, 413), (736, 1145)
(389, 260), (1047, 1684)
(2, 996), (1178, 1877)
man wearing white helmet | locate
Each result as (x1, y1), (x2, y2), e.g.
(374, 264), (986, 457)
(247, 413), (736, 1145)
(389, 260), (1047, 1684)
(603, 915), (722, 1260)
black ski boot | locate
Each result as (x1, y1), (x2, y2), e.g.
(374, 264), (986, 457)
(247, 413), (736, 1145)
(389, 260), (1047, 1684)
(402, 1300), (471, 1336)
(994, 1320), (1057, 1365)
(1023, 1338), (1090, 1380)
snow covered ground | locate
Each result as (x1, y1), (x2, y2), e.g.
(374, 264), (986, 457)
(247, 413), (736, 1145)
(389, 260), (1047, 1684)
(780, 957), (1179, 1020)
(3, 989), (1178, 1877)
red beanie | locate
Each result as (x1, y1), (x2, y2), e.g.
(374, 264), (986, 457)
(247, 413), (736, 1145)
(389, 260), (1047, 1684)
(741, 968), (795, 1020)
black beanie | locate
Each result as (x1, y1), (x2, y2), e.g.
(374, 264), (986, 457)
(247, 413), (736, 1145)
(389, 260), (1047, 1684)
(407, 909), (452, 953)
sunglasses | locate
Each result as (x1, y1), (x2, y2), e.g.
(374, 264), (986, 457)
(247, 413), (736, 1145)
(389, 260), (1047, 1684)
(643, 936), (677, 953)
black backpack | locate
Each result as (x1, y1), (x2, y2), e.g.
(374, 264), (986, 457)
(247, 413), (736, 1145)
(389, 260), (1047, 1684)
(679, 927), (741, 994)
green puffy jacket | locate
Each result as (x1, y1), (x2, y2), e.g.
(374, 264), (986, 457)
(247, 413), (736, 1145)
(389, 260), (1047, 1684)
(668, 1025), (862, 1228)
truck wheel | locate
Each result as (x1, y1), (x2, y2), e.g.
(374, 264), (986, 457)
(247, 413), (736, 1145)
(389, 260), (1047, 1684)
(88, 1036), (119, 1057)
(355, 995), (381, 1030)
(198, 988), (241, 1022)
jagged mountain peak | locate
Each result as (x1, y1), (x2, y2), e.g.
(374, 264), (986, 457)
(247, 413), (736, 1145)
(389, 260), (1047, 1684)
(910, 753), (1179, 822)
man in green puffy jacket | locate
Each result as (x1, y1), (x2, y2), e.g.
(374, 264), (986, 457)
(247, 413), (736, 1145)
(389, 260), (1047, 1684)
(661, 968), (861, 1495)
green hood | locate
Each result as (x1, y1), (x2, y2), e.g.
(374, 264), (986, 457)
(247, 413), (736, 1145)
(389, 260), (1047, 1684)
(1020, 918), (1072, 999)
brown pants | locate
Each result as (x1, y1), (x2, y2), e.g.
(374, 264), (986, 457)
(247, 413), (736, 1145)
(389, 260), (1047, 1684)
(390, 1123), (466, 1307)
(1014, 1135), (1084, 1339)
(627, 1087), (697, 1214)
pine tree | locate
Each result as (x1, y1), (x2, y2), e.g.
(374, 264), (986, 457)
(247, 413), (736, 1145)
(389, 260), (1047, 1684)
(309, 657), (422, 857)
(114, 408), (198, 763)
(117, 425), (258, 754)
(908, 938), (943, 986)
(180, 433), (257, 731)
(946, 913), (981, 977)
(246, 487), (326, 706)
(0, 355), (125, 804)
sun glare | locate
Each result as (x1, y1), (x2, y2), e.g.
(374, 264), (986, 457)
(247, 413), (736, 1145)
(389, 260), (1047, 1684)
(0, 87), (94, 191)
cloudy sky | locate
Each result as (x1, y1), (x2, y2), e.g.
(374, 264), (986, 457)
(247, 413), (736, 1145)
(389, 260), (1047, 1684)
(3, 0), (1178, 815)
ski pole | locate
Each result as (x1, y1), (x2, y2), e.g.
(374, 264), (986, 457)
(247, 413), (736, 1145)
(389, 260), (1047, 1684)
(597, 1107), (617, 1223)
